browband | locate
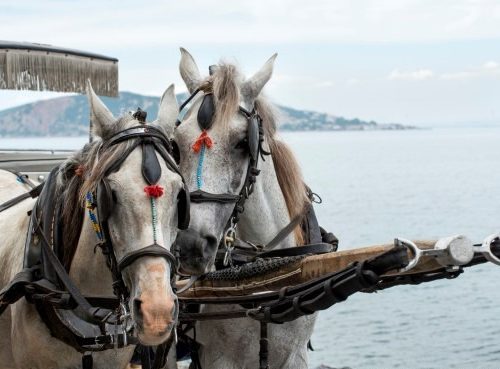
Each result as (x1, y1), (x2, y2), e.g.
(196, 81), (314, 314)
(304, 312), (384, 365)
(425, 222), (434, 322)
(103, 126), (172, 152)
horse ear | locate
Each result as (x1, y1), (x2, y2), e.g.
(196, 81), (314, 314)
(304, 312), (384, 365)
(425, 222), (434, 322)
(242, 53), (278, 101)
(179, 47), (202, 93)
(86, 80), (116, 139)
(155, 83), (179, 138)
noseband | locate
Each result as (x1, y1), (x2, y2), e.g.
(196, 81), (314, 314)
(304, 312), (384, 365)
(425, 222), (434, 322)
(89, 122), (190, 299)
(176, 85), (270, 265)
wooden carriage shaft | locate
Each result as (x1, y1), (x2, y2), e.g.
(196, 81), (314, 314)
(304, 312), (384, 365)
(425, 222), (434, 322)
(178, 240), (497, 299)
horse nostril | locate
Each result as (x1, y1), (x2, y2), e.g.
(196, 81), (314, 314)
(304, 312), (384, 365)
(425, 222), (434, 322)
(204, 234), (218, 253)
(133, 298), (143, 316)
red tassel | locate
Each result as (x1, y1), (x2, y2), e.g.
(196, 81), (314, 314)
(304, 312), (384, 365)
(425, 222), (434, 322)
(192, 130), (213, 153)
(144, 185), (164, 198)
(74, 165), (85, 177)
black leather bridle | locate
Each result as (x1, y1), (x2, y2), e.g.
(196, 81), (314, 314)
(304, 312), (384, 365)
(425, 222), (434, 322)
(0, 117), (191, 367)
(175, 87), (270, 265)
(91, 121), (190, 299)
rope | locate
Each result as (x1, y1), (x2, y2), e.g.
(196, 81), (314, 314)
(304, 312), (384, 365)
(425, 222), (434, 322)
(85, 192), (104, 242)
(196, 143), (206, 190)
(144, 185), (165, 244)
(150, 197), (158, 243)
(192, 130), (213, 190)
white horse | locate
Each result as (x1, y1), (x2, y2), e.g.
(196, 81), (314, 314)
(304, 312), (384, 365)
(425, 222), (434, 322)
(164, 49), (317, 369)
(0, 83), (184, 368)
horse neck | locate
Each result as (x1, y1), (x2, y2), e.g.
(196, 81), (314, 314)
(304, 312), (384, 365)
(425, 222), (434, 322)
(237, 155), (296, 249)
(68, 217), (114, 296)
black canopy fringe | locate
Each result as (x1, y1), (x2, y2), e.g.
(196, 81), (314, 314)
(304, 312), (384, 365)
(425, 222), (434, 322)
(0, 42), (118, 96)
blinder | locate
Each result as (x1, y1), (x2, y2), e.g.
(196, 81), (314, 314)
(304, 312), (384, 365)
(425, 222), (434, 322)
(245, 110), (260, 162)
(177, 185), (190, 230)
(96, 178), (115, 222)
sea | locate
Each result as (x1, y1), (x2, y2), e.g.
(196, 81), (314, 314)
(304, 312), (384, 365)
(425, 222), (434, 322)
(1, 126), (499, 369)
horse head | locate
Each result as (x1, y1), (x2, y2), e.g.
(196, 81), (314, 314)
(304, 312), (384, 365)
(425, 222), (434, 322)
(168, 49), (308, 276)
(67, 82), (185, 345)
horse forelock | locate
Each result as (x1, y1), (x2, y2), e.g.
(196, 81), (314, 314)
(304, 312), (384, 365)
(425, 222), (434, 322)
(203, 63), (309, 245)
(56, 115), (140, 269)
(201, 63), (241, 131)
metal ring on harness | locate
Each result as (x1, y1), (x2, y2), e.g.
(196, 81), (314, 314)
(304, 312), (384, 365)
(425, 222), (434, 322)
(394, 238), (422, 273)
(223, 224), (237, 267)
(474, 233), (500, 266)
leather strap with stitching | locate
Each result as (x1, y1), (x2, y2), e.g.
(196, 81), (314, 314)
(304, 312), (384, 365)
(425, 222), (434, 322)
(0, 182), (44, 213)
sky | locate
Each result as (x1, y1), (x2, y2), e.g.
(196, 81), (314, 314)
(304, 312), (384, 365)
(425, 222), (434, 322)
(0, 0), (499, 126)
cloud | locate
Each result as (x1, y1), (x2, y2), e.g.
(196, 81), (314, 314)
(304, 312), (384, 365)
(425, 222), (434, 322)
(1, 0), (500, 47)
(439, 61), (500, 80)
(388, 69), (434, 81)
(439, 71), (477, 80)
(314, 81), (335, 88)
(483, 61), (499, 70)
(390, 61), (500, 82)
(347, 78), (361, 86)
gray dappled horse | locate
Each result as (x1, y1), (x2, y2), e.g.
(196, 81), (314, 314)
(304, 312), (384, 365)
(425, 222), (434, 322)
(0, 83), (184, 368)
(165, 49), (317, 369)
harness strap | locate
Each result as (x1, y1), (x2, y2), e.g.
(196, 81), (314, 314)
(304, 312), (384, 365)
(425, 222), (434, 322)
(246, 245), (409, 323)
(152, 332), (176, 369)
(140, 346), (152, 369)
(0, 182), (44, 213)
(76, 331), (139, 348)
(264, 204), (311, 250)
(190, 190), (240, 204)
(214, 202), (338, 267)
(82, 354), (93, 369)
(263, 186), (329, 250)
(9, 170), (38, 188)
(33, 211), (114, 324)
(0, 267), (37, 315)
(216, 242), (334, 265)
(257, 243), (335, 259)
(98, 218), (128, 298)
(118, 244), (178, 274)
(102, 126), (172, 152)
(259, 322), (269, 369)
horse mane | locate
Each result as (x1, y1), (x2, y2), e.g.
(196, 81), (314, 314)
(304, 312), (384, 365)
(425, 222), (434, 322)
(209, 64), (310, 245)
(55, 115), (140, 269)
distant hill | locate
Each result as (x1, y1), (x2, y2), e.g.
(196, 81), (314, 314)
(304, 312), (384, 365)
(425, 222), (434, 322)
(0, 92), (412, 137)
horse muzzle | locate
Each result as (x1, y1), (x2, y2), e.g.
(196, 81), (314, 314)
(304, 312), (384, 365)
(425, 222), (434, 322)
(175, 228), (218, 275)
(133, 291), (178, 345)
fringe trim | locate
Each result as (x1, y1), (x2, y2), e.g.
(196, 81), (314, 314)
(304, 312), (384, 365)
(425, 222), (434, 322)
(0, 49), (118, 96)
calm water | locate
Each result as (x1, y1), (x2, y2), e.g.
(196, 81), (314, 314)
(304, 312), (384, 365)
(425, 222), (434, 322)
(1, 127), (500, 368)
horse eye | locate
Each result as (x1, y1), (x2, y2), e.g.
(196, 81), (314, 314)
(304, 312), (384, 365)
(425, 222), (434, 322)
(234, 138), (248, 150)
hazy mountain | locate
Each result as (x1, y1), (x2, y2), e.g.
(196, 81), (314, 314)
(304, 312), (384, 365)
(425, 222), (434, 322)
(0, 92), (412, 137)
